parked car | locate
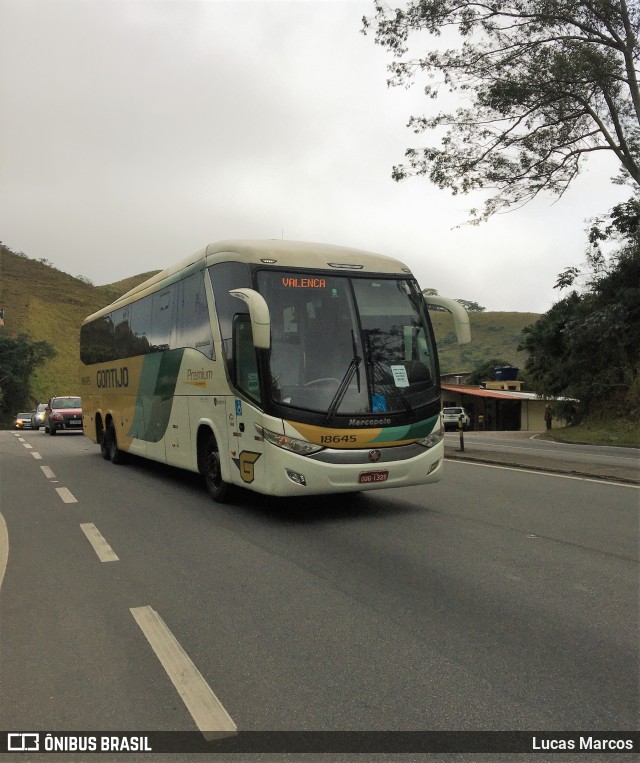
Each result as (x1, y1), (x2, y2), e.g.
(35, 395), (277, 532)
(31, 403), (48, 430)
(44, 396), (83, 435)
(14, 412), (34, 430)
(442, 406), (471, 431)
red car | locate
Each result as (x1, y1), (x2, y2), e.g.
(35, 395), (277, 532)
(44, 396), (83, 435)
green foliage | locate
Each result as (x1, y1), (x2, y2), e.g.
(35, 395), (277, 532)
(0, 244), (158, 410)
(363, 0), (640, 221)
(466, 358), (513, 385)
(456, 299), (485, 313)
(423, 289), (485, 311)
(520, 204), (640, 419)
(431, 310), (538, 373)
(0, 334), (56, 420)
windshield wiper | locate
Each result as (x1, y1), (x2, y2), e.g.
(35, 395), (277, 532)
(323, 354), (361, 425)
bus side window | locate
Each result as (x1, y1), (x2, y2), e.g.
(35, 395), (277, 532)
(150, 285), (177, 351)
(113, 307), (132, 359)
(233, 315), (261, 402)
(130, 297), (152, 356)
(177, 272), (215, 358)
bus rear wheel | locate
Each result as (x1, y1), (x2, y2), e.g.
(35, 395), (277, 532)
(106, 422), (126, 465)
(203, 435), (233, 503)
(99, 428), (110, 460)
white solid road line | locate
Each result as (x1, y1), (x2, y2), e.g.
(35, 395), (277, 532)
(130, 605), (237, 739)
(55, 487), (78, 504)
(0, 514), (7, 593)
(80, 523), (119, 562)
(449, 459), (640, 490)
(40, 466), (56, 480)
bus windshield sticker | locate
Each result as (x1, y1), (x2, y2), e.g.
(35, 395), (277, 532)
(390, 365), (409, 388)
(235, 399), (243, 416)
(372, 394), (387, 412)
(248, 373), (259, 395)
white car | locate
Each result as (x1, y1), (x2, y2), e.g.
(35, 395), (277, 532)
(442, 406), (471, 431)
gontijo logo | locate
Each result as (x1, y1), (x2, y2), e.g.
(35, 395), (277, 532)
(96, 367), (129, 388)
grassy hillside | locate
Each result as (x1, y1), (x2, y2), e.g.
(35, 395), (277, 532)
(1, 245), (540, 404)
(0, 246), (158, 405)
(430, 310), (540, 374)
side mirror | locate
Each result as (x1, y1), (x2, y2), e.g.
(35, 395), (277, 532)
(423, 293), (471, 345)
(229, 288), (271, 349)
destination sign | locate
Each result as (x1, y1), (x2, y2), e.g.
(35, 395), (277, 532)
(281, 277), (327, 288)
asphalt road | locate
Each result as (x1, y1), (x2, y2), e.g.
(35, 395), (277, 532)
(0, 428), (638, 755)
(444, 431), (640, 484)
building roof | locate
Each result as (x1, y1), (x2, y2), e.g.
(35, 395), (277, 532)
(442, 384), (549, 401)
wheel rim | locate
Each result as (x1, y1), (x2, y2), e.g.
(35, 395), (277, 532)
(206, 450), (221, 490)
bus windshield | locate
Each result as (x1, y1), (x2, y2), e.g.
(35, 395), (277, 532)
(255, 270), (436, 417)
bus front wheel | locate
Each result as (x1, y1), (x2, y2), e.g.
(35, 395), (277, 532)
(203, 435), (233, 503)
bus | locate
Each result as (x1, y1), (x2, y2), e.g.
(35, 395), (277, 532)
(80, 240), (469, 501)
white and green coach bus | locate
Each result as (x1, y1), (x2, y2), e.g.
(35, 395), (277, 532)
(80, 240), (469, 501)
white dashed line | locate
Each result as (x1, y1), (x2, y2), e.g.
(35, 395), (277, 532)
(41, 466), (56, 479)
(22, 443), (33, 450)
(55, 487), (78, 504)
(80, 523), (119, 562)
(130, 606), (237, 739)
(31, 452), (43, 460)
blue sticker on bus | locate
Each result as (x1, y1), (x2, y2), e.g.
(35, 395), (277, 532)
(371, 395), (387, 412)
(235, 399), (242, 416)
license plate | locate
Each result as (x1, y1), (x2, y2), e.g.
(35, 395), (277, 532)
(358, 470), (389, 484)
(69, 420), (82, 426)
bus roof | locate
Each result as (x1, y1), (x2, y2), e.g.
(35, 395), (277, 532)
(83, 239), (413, 324)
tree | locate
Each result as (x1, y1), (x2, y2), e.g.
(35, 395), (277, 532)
(519, 202), (640, 418)
(456, 299), (486, 312)
(0, 335), (56, 420)
(423, 288), (486, 311)
(363, 1), (640, 221)
(467, 357), (514, 384)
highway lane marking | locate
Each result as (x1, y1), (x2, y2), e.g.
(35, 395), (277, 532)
(31, 452), (43, 460)
(447, 436), (640, 463)
(55, 487), (78, 503)
(130, 605), (237, 739)
(449, 459), (640, 490)
(80, 523), (119, 562)
(0, 514), (7, 594)
(22, 443), (33, 449)
(40, 466), (56, 480)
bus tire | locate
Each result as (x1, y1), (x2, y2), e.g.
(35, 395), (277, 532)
(106, 422), (126, 465)
(99, 430), (110, 460)
(202, 435), (233, 503)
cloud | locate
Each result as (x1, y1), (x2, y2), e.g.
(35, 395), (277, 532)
(0, 0), (630, 311)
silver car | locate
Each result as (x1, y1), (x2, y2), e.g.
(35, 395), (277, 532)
(442, 406), (471, 431)
(31, 403), (48, 430)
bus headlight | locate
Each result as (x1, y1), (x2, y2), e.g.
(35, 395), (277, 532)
(257, 426), (324, 456)
(416, 420), (444, 449)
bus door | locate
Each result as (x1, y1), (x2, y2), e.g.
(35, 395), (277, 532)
(229, 315), (266, 489)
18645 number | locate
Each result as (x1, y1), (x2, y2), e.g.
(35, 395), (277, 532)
(320, 434), (357, 445)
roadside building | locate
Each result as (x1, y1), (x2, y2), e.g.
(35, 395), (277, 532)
(441, 384), (563, 432)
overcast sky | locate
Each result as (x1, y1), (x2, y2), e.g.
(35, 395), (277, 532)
(0, 0), (630, 312)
